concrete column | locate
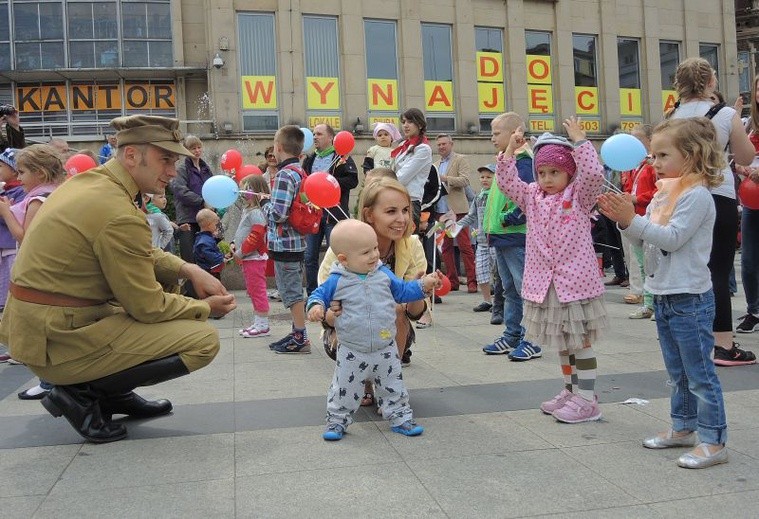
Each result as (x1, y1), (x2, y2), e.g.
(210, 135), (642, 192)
(398, 3), (424, 110)
(722, 0), (740, 100)
(554, 0), (574, 120)
(599, 0), (619, 131)
(642, 0), (663, 117)
(340, 0), (366, 132)
(505, 0), (527, 116)
(277, 0), (305, 125)
(453, 0), (478, 131)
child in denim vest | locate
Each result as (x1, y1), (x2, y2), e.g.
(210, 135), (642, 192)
(599, 117), (729, 469)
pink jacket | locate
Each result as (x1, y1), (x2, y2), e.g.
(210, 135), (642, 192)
(496, 141), (604, 304)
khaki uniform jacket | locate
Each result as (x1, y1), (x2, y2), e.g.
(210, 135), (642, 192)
(435, 152), (471, 214)
(0, 160), (210, 367)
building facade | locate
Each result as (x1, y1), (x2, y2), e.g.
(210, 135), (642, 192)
(0, 0), (741, 160)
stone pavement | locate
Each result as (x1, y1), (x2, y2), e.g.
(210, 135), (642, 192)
(1, 281), (758, 518)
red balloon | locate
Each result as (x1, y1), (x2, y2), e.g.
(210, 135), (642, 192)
(64, 153), (97, 177)
(739, 178), (759, 210)
(220, 149), (243, 171)
(303, 171), (341, 208)
(235, 164), (262, 184)
(333, 131), (355, 156)
(435, 275), (452, 297)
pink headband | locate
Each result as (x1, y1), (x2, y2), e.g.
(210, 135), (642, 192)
(534, 144), (577, 177)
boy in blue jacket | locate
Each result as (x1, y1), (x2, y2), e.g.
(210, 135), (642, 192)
(307, 219), (440, 441)
(193, 208), (228, 278)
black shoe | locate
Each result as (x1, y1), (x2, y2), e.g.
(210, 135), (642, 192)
(736, 313), (759, 333)
(490, 314), (503, 325)
(269, 332), (294, 351)
(433, 295), (443, 304)
(100, 392), (173, 421)
(473, 302), (493, 313)
(18, 385), (51, 400)
(401, 348), (412, 367)
(713, 343), (757, 366)
(41, 385), (127, 443)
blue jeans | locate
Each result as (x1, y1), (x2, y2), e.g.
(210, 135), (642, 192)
(654, 290), (727, 445)
(741, 208), (759, 314)
(493, 245), (526, 344)
(304, 216), (335, 295)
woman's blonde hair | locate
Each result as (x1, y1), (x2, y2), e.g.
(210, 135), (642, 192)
(749, 75), (759, 133)
(183, 134), (202, 149)
(16, 144), (65, 184)
(357, 177), (412, 238)
(239, 174), (270, 209)
(673, 57), (715, 102)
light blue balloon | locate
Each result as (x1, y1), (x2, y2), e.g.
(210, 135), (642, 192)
(301, 127), (314, 151)
(202, 175), (239, 209)
(600, 133), (647, 172)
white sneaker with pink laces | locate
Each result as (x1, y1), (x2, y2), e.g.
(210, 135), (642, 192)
(552, 394), (602, 423)
(241, 324), (271, 338)
(540, 389), (573, 415)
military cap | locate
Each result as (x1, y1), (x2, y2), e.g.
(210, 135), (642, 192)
(110, 115), (193, 157)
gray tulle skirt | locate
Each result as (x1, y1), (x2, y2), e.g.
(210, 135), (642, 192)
(523, 284), (607, 351)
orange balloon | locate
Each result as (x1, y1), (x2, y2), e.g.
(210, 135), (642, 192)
(739, 178), (759, 210)
(333, 131), (355, 156)
(235, 164), (262, 184)
(435, 275), (452, 297)
(64, 154), (97, 177)
(220, 149), (243, 171)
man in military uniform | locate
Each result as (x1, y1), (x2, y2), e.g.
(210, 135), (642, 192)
(0, 115), (236, 443)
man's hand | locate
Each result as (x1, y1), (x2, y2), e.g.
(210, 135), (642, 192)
(204, 294), (236, 318)
(180, 262), (229, 298)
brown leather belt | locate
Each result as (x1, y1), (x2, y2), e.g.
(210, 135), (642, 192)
(9, 282), (102, 307)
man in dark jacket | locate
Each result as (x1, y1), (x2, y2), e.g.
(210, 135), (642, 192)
(0, 105), (25, 152)
(302, 123), (358, 295)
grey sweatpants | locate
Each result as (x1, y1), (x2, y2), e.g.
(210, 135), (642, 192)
(326, 343), (413, 428)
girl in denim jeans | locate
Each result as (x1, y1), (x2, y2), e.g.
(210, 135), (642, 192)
(599, 117), (729, 469)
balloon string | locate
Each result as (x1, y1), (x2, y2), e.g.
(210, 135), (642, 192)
(239, 190), (271, 198)
(335, 205), (350, 219)
(327, 154), (343, 171)
(322, 207), (338, 221)
(603, 178), (624, 194)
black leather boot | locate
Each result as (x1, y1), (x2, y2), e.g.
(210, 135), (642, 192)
(89, 355), (189, 419)
(41, 385), (127, 443)
(100, 392), (173, 421)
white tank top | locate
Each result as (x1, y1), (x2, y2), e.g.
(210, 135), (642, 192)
(671, 100), (736, 199)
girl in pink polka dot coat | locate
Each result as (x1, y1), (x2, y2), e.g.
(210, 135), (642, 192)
(495, 116), (607, 424)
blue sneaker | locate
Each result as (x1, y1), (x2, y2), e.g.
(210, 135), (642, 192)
(391, 420), (424, 436)
(274, 338), (311, 354)
(508, 340), (542, 361)
(323, 423), (345, 441)
(482, 336), (515, 355)
(269, 332), (293, 351)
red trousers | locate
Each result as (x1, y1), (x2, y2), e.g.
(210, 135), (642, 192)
(441, 213), (476, 289)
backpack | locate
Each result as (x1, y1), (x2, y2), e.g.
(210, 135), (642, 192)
(283, 164), (322, 235)
(420, 164), (448, 211)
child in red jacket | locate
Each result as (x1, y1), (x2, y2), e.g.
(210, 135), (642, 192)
(621, 124), (658, 316)
(234, 174), (272, 337)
